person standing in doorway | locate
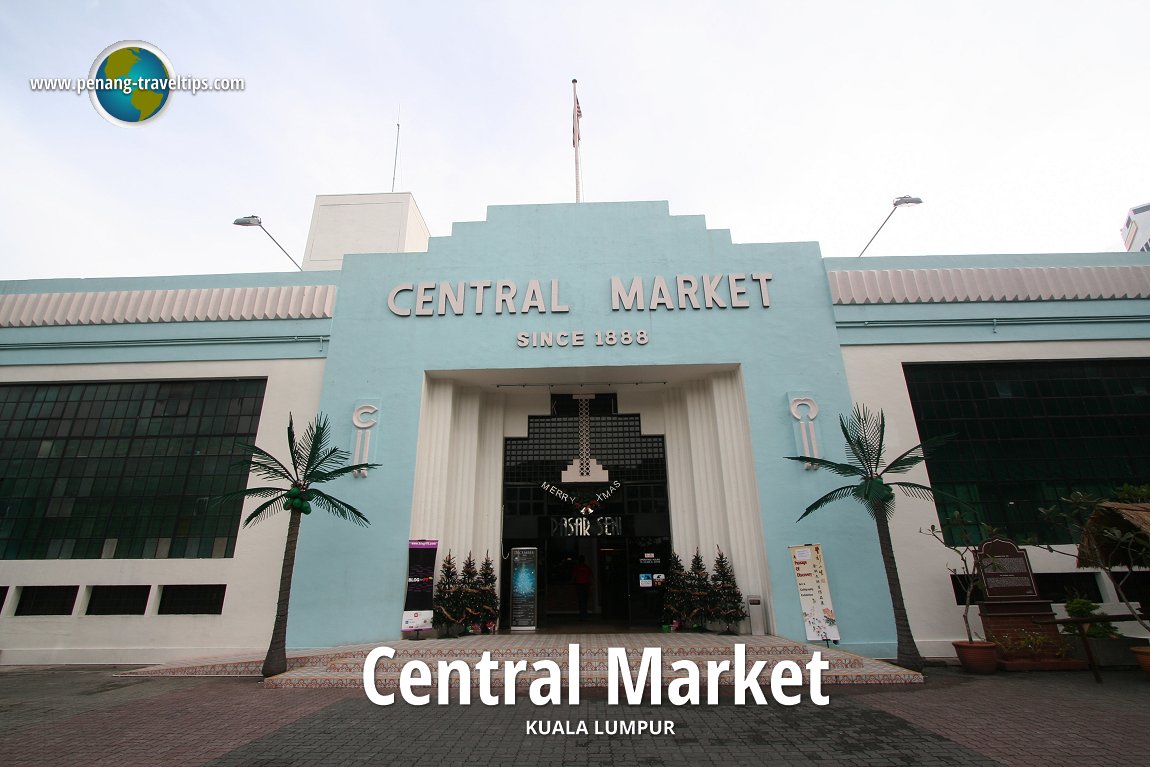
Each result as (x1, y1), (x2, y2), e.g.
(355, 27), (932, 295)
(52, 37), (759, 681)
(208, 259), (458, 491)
(573, 555), (592, 622)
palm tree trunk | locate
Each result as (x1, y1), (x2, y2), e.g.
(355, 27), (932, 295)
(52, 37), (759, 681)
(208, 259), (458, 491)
(873, 512), (925, 671)
(261, 509), (301, 678)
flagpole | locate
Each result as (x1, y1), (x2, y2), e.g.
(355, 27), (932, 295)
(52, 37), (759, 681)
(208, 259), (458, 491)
(572, 79), (582, 203)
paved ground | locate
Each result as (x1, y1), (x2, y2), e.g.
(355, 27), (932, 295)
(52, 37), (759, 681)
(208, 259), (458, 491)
(0, 664), (1146, 766)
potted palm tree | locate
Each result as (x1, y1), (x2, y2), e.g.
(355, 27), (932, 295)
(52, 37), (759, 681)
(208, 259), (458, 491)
(922, 512), (1000, 673)
(219, 413), (379, 677)
(787, 404), (952, 671)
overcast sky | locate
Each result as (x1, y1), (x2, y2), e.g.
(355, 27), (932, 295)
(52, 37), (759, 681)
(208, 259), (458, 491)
(2, 1), (1148, 280)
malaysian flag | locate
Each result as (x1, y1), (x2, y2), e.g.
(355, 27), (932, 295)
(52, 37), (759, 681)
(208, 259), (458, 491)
(573, 85), (582, 148)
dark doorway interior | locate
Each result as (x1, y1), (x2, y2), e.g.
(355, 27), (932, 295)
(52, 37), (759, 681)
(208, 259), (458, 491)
(500, 394), (671, 631)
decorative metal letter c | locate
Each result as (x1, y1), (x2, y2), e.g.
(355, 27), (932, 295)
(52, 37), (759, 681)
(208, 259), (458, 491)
(352, 404), (379, 477)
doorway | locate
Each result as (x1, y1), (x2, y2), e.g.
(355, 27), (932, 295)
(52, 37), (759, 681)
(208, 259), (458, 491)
(500, 393), (671, 631)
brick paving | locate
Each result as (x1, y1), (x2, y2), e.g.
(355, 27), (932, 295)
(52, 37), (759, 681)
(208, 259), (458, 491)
(0, 664), (1146, 766)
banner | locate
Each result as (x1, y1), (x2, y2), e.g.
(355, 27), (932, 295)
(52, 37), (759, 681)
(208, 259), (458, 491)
(789, 544), (840, 642)
(402, 539), (437, 633)
(510, 547), (538, 631)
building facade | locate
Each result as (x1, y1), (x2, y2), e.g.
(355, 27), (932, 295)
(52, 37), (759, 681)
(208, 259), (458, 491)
(2, 193), (1148, 663)
(1122, 202), (1150, 252)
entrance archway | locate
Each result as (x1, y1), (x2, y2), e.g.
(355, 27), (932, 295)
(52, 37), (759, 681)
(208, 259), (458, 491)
(500, 393), (671, 630)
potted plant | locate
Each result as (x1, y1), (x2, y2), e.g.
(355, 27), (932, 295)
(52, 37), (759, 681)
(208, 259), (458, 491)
(993, 630), (1070, 670)
(1062, 597), (1144, 668)
(922, 511), (999, 673)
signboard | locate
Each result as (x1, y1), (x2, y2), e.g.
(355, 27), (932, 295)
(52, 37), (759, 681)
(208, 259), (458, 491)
(510, 547), (538, 631)
(401, 610), (433, 632)
(789, 544), (840, 642)
(549, 516), (623, 537)
(401, 539), (438, 633)
(977, 538), (1039, 600)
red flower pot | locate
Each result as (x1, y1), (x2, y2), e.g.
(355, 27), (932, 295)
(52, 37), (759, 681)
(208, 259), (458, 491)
(953, 640), (999, 674)
(1133, 646), (1150, 676)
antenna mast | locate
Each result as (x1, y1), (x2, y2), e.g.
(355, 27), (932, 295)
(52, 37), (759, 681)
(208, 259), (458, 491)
(391, 108), (401, 193)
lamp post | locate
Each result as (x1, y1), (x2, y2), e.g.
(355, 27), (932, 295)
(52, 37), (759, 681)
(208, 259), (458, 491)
(233, 215), (302, 271)
(857, 195), (923, 257)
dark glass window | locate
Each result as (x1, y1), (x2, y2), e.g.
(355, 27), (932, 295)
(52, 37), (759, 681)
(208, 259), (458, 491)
(503, 394), (668, 526)
(15, 585), (79, 615)
(1113, 571), (1150, 608)
(86, 585), (150, 615)
(158, 584), (226, 614)
(904, 360), (1150, 544)
(949, 572), (1103, 605)
(0, 586), (8, 612)
(1033, 573), (1104, 604)
(0, 379), (266, 560)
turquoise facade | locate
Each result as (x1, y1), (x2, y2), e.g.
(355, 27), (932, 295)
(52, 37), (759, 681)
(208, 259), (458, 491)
(289, 202), (894, 654)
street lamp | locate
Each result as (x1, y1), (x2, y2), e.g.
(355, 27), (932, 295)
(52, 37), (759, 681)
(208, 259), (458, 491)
(857, 195), (924, 257)
(233, 215), (302, 271)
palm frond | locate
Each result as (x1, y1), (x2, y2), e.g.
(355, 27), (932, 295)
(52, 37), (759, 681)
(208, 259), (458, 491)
(287, 414), (303, 478)
(243, 493), (291, 527)
(207, 485), (280, 510)
(309, 462), (381, 484)
(299, 415), (335, 478)
(784, 455), (867, 478)
(873, 408), (887, 475)
(839, 405), (885, 477)
(308, 446), (355, 478)
(849, 403), (886, 475)
(797, 484), (859, 521)
(881, 433), (954, 475)
(233, 443), (297, 484)
(309, 487), (370, 527)
(888, 481), (938, 501)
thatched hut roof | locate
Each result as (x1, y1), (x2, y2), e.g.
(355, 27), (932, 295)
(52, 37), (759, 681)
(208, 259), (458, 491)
(1078, 501), (1150, 569)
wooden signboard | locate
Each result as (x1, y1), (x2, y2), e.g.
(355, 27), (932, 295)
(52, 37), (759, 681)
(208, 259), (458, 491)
(976, 538), (1040, 600)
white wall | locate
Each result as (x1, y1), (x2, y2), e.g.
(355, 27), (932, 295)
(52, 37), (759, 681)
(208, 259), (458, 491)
(841, 339), (1150, 657)
(0, 358), (325, 664)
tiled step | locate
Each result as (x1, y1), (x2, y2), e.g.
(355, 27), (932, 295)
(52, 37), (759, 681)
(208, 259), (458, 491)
(122, 634), (922, 688)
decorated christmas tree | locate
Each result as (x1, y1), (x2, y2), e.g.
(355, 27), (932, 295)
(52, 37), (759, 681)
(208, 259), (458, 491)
(710, 547), (749, 634)
(661, 552), (688, 628)
(479, 553), (500, 632)
(685, 549), (712, 630)
(459, 553), (481, 634)
(432, 552), (462, 636)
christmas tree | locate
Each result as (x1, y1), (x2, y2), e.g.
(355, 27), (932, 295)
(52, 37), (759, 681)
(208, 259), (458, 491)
(710, 547), (748, 634)
(459, 553), (481, 634)
(661, 552), (687, 628)
(432, 552), (462, 636)
(685, 549), (712, 631)
(479, 553), (500, 632)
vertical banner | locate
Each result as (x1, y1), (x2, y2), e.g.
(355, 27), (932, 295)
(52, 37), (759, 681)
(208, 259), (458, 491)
(790, 544), (840, 641)
(510, 547), (538, 631)
(401, 539), (437, 633)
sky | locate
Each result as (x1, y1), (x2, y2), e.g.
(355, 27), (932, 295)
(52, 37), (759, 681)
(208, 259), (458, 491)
(1, 1), (1148, 280)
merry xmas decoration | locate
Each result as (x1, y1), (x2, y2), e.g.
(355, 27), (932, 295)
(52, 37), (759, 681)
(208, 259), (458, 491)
(540, 479), (622, 515)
